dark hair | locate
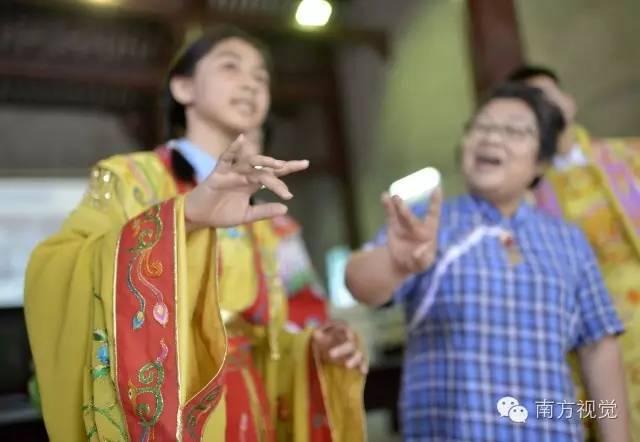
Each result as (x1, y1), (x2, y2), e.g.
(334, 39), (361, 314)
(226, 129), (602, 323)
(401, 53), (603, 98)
(507, 65), (559, 84)
(471, 82), (566, 187)
(164, 25), (273, 138)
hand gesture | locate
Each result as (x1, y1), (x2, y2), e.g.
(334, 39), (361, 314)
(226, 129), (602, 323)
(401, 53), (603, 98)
(382, 187), (442, 275)
(312, 320), (367, 374)
(185, 135), (309, 230)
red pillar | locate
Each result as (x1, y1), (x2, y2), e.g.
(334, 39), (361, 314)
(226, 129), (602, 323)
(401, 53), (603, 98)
(467, 0), (524, 98)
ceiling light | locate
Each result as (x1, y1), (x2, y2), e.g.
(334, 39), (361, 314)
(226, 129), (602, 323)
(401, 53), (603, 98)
(295, 0), (333, 28)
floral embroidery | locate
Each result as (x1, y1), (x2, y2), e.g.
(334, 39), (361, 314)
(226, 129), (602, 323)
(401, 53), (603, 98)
(115, 199), (179, 441)
(83, 400), (128, 441)
(91, 329), (110, 380)
(85, 167), (127, 219)
(184, 383), (224, 440)
(126, 205), (168, 330)
(127, 158), (159, 207)
(220, 227), (245, 239)
(127, 340), (168, 442)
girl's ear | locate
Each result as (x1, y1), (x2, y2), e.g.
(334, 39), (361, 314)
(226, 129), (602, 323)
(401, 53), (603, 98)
(169, 76), (195, 106)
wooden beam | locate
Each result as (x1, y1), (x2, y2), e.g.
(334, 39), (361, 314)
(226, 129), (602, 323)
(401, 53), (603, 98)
(199, 10), (390, 58)
(467, 0), (524, 98)
(19, 0), (389, 58)
(0, 60), (164, 90)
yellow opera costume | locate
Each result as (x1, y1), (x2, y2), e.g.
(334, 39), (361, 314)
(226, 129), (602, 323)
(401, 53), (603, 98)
(535, 127), (640, 435)
(24, 147), (365, 441)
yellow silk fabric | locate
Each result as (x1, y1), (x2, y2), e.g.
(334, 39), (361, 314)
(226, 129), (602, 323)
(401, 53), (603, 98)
(25, 151), (365, 441)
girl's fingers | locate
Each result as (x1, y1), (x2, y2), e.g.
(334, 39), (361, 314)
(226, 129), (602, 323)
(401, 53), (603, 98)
(247, 172), (293, 200)
(272, 160), (310, 177)
(243, 202), (288, 223)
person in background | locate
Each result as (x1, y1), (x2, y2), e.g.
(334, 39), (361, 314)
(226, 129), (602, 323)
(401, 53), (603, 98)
(24, 25), (366, 442)
(510, 65), (640, 438)
(346, 82), (629, 441)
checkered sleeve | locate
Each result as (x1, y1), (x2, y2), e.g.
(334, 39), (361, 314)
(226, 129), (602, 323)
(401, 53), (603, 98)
(571, 229), (625, 348)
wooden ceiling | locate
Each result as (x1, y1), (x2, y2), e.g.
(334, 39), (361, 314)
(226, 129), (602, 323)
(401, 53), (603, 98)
(0, 0), (386, 112)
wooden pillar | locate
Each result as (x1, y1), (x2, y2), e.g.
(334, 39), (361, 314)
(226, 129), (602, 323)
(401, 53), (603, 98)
(467, 0), (524, 98)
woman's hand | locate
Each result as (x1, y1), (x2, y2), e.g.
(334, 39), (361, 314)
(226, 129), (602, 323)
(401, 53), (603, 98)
(185, 135), (309, 231)
(312, 320), (367, 374)
(383, 188), (442, 275)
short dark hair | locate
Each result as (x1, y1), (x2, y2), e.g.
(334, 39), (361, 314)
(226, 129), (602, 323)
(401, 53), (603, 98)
(470, 82), (566, 187)
(507, 65), (559, 84)
(164, 25), (272, 138)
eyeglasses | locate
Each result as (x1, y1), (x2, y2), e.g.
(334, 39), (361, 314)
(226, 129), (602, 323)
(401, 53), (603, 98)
(468, 121), (538, 142)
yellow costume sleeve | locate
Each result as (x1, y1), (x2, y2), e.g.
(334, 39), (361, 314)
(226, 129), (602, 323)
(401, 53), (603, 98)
(25, 154), (227, 442)
(243, 221), (367, 442)
(236, 322), (366, 442)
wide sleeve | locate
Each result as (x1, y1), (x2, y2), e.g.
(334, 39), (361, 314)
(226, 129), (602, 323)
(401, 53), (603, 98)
(243, 220), (366, 442)
(246, 326), (366, 442)
(25, 159), (228, 442)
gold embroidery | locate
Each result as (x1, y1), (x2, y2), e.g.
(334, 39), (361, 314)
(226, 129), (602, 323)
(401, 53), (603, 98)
(85, 166), (124, 215)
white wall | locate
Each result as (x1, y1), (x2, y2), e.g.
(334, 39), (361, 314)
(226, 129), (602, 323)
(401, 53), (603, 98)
(339, 0), (474, 239)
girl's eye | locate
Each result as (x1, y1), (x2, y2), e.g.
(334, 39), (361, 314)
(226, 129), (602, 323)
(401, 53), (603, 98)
(221, 62), (238, 71)
(254, 73), (270, 84)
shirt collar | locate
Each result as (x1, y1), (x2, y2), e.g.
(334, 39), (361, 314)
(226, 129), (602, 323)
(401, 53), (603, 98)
(167, 138), (217, 184)
(465, 194), (532, 228)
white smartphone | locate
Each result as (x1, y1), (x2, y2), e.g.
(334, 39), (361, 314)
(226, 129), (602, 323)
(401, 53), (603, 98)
(389, 167), (441, 205)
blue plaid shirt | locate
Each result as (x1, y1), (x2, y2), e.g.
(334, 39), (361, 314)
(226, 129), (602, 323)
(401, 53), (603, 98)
(369, 194), (623, 442)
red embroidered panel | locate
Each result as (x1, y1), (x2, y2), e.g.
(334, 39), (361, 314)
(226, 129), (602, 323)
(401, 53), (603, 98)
(308, 346), (332, 442)
(115, 200), (180, 441)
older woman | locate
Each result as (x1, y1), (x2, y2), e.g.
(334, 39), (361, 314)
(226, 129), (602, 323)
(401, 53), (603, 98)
(347, 83), (629, 441)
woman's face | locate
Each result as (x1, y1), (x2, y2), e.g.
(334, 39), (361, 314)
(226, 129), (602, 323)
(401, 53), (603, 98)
(173, 37), (271, 136)
(461, 98), (545, 202)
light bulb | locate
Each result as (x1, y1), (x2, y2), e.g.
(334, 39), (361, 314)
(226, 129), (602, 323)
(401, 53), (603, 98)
(295, 0), (333, 28)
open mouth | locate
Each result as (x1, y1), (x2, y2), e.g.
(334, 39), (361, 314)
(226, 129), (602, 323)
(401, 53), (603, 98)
(475, 153), (503, 167)
(231, 98), (256, 115)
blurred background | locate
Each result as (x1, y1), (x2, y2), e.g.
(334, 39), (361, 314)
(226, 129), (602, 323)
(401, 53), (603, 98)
(0, 0), (638, 440)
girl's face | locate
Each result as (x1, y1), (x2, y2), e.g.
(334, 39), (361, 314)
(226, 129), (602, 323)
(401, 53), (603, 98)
(172, 37), (271, 136)
(461, 98), (545, 203)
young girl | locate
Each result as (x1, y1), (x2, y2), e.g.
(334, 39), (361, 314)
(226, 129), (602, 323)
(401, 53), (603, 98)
(346, 83), (629, 441)
(25, 26), (365, 442)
